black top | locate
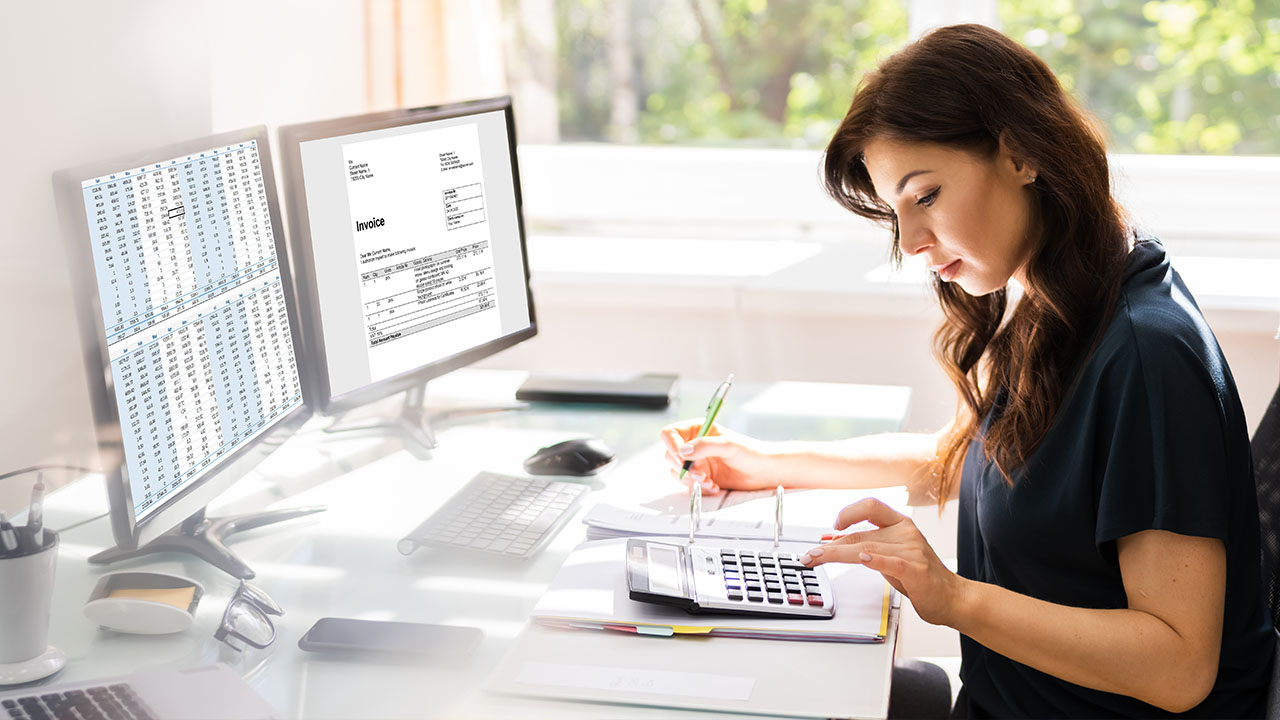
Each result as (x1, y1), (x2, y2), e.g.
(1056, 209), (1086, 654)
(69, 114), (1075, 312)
(956, 236), (1276, 718)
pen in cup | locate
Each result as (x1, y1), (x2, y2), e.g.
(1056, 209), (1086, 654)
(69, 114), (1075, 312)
(679, 374), (734, 484)
(27, 473), (45, 550)
(0, 513), (18, 555)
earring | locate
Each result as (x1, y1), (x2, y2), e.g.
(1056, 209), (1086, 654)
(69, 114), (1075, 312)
(1026, 172), (1037, 183)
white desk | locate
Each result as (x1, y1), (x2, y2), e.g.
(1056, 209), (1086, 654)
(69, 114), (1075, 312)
(39, 370), (910, 719)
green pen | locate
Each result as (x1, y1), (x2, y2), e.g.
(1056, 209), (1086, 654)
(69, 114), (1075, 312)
(679, 373), (734, 482)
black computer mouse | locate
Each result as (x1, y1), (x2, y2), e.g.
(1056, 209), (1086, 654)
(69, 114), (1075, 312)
(523, 438), (616, 476)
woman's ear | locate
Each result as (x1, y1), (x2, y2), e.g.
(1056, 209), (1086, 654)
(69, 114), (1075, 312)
(998, 131), (1038, 185)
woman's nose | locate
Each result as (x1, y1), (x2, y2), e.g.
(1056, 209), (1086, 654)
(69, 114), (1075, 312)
(897, 219), (934, 256)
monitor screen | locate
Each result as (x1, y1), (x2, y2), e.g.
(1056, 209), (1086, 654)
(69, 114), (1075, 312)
(280, 97), (535, 414)
(56, 127), (309, 550)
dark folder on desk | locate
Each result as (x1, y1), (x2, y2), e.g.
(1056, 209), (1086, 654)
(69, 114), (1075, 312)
(515, 373), (678, 408)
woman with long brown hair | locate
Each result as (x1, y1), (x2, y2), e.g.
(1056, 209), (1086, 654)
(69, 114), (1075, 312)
(661, 23), (1274, 718)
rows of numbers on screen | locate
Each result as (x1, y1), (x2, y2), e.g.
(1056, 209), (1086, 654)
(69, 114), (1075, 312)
(81, 140), (302, 518)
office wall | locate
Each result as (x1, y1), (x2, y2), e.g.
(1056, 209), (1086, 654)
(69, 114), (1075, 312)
(0, 1), (365, 513)
(207, 1), (366, 134)
(0, 2), (213, 512)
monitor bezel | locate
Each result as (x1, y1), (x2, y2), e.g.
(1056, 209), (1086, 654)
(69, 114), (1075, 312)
(53, 126), (312, 550)
(277, 96), (538, 416)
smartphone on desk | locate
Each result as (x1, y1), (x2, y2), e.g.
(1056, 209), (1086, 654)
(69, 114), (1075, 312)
(298, 617), (483, 656)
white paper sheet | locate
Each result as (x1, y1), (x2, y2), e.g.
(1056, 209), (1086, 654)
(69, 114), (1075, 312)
(514, 662), (755, 701)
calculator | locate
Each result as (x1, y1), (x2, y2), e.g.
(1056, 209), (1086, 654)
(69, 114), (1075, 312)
(625, 538), (835, 618)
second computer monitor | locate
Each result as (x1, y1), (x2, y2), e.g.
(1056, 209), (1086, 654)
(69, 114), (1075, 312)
(279, 97), (536, 447)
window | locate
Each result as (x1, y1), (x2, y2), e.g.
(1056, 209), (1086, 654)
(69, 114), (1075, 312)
(1001, 0), (1280, 155)
(548, 0), (906, 145)
(503, 0), (1279, 156)
(497, 1), (1279, 250)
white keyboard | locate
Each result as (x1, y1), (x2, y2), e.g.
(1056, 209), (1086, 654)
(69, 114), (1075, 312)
(397, 472), (591, 558)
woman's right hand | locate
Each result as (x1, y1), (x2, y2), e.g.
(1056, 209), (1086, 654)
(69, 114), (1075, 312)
(659, 419), (776, 494)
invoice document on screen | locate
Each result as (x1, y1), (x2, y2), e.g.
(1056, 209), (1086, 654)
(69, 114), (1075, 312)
(341, 122), (502, 382)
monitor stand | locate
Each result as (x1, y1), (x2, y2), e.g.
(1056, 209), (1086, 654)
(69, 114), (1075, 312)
(88, 505), (325, 579)
(322, 384), (524, 459)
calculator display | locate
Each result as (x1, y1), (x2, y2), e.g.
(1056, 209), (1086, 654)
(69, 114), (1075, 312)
(647, 544), (683, 595)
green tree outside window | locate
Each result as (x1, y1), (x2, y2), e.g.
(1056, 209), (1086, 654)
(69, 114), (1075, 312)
(521, 0), (1278, 154)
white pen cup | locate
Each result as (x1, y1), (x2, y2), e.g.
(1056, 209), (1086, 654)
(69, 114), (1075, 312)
(0, 529), (58, 664)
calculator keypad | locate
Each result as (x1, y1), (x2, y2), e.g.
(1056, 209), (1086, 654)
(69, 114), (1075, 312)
(714, 549), (830, 614)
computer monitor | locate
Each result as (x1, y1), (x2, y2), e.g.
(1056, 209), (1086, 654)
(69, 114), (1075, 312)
(277, 96), (537, 452)
(54, 126), (317, 578)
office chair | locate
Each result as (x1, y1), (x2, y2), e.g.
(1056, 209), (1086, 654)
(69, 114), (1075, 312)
(1253, 376), (1280, 720)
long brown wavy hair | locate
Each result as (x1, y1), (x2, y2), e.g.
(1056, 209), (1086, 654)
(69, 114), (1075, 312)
(822, 24), (1130, 508)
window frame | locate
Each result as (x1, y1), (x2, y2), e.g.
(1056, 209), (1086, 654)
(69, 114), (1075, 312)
(517, 143), (1280, 251)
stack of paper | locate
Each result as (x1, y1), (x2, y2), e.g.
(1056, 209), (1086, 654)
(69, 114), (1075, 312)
(531, 537), (892, 643)
(583, 503), (832, 542)
(582, 486), (910, 542)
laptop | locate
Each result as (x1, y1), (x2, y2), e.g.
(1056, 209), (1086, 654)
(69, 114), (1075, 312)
(0, 664), (278, 720)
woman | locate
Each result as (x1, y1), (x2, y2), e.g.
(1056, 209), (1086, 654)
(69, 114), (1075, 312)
(661, 24), (1274, 718)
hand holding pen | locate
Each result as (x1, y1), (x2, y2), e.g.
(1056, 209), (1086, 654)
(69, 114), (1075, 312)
(660, 375), (778, 494)
(684, 375), (732, 543)
(679, 374), (734, 483)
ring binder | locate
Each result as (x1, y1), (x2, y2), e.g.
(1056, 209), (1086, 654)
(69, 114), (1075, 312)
(687, 483), (786, 548)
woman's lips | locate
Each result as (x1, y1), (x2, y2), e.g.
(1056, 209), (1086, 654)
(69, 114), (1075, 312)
(933, 259), (962, 282)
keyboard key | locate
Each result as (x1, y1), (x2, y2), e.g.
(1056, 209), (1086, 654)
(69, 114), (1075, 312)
(787, 593), (804, 605)
(807, 594), (825, 607)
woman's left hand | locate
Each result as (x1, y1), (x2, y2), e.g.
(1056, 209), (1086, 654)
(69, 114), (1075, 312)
(798, 498), (966, 627)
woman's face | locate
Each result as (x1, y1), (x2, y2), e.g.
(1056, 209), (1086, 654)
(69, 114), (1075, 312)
(862, 137), (1038, 296)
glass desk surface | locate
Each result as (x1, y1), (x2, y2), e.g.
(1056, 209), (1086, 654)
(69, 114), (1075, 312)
(39, 370), (910, 719)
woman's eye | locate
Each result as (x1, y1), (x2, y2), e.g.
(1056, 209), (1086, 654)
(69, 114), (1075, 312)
(917, 188), (940, 207)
